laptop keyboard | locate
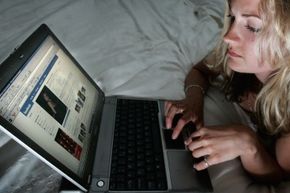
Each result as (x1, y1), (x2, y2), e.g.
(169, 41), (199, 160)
(109, 99), (167, 191)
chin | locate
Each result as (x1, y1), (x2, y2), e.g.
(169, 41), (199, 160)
(227, 61), (242, 72)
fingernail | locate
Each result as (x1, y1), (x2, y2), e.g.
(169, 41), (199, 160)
(166, 123), (170, 129)
(172, 133), (176, 140)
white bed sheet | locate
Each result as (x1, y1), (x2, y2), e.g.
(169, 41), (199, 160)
(0, 0), (225, 192)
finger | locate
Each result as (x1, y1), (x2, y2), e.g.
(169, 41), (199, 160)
(185, 128), (207, 145)
(164, 101), (173, 116)
(191, 145), (212, 158)
(171, 115), (189, 139)
(193, 155), (218, 171)
(186, 136), (207, 151)
(165, 104), (182, 128)
(195, 119), (204, 130)
(165, 101), (182, 115)
(193, 156), (210, 171)
(165, 116), (172, 129)
(205, 126), (239, 137)
(165, 110), (178, 129)
(165, 106), (176, 128)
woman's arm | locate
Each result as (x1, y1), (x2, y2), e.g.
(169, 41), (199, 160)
(183, 61), (212, 98)
(185, 124), (283, 183)
(240, 130), (283, 182)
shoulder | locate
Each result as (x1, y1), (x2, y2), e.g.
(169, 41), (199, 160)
(276, 134), (290, 174)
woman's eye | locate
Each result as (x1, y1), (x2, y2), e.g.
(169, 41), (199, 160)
(246, 25), (261, 33)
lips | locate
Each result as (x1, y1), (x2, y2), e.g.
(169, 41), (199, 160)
(227, 49), (241, 57)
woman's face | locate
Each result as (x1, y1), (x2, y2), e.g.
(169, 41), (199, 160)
(224, 0), (274, 82)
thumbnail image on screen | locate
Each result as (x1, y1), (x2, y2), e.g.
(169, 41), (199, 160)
(36, 86), (67, 125)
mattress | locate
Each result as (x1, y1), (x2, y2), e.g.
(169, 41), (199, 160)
(0, 0), (226, 192)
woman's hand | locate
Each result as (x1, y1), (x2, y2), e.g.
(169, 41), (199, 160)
(164, 93), (204, 139)
(185, 124), (258, 170)
(164, 61), (212, 139)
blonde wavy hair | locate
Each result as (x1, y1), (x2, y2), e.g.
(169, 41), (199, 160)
(209, 0), (290, 135)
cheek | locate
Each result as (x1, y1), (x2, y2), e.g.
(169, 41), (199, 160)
(243, 35), (260, 63)
(242, 31), (257, 46)
(246, 47), (258, 61)
(245, 47), (272, 72)
(249, 33), (256, 42)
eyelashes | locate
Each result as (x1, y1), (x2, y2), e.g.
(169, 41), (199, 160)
(226, 14), (261, 33)
(245, 25), (261, 33)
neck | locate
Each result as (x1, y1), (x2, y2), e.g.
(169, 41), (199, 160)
(255, 71), (274, 84)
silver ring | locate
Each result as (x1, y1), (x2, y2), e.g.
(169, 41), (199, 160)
(204, 156), (210, 168)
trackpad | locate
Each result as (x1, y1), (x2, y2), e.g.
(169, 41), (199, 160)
(167, 151), (212, 192)
(163, 129), (185, 149)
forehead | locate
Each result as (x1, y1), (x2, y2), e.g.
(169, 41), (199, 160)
(229, 0), (261, 15)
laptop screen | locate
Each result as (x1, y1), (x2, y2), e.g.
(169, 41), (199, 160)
(0, 32), (101, 181)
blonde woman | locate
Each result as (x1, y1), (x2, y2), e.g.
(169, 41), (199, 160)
(165, 0), (290, 183)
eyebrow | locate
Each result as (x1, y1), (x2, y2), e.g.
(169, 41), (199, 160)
(241, 14), (261, 20)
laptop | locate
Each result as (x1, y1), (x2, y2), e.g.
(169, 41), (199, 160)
(0, 24), (212, 193)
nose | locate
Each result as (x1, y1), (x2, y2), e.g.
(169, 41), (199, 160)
(223, 23), (240, 44)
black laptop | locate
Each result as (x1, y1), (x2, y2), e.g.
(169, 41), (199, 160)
(0, 24), (212, 193)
